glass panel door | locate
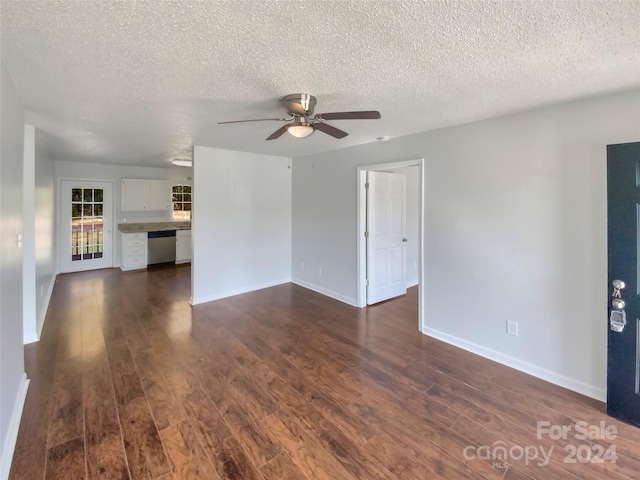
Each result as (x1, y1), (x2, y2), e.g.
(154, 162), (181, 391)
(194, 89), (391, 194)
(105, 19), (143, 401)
(71, 187), (105, 262)
(61, 181), (113, 273)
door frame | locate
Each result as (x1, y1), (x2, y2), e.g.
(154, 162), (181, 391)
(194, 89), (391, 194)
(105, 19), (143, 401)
(356, 158), (425, 331)
(57, 178), (116, 274)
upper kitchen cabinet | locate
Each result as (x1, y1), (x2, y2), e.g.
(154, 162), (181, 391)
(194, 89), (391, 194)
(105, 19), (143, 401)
(121, 179), (148, 211)
(122, 179), (171, 211)
(148, 180), (171, 210)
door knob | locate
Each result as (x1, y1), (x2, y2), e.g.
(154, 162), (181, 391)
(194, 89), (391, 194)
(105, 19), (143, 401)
(402, 238), (408, 242)
(612, 298), (625, 310)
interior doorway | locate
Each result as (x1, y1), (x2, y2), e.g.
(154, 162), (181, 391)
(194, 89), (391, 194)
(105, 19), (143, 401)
(357, 159), (425, 331)
(365, 170), (408, 304)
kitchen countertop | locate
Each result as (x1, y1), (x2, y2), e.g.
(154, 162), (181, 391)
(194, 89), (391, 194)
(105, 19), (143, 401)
(118, 221), (191, 233)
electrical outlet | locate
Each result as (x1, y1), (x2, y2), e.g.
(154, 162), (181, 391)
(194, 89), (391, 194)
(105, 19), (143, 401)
(318, 267), (322, 276)
(507, 320), (519, 336)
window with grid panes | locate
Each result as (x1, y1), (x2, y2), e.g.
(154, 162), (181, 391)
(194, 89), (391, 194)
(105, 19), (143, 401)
(172, 185), (192, 220)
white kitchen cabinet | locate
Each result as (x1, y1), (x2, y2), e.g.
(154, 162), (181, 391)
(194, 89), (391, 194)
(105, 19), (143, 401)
(148, 180), (171, 211)
(175, 229), (191, 264)
(121, 179), (149, 211)
(121, 179), (170, 212)
(120, 232), (147, 270)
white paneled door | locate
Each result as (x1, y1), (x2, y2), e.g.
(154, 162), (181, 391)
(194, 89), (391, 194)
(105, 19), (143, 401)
(60, 181), (113, 273)
(366, 171), (407, 304)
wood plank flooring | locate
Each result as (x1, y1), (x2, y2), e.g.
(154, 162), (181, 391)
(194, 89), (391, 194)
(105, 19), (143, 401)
(9, 265), (640, 479)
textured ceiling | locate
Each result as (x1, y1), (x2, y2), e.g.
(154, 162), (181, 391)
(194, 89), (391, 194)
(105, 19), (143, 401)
(1, 0), (639, 167)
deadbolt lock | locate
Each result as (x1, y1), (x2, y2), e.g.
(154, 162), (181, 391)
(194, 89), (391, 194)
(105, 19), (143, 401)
(612, 279), (626, 290)
(612, 279), (625, 299)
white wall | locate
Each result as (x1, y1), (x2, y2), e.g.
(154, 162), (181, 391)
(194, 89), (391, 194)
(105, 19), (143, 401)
(292, 88), (640, 400)
(0, 62), (28, 478)
(54, 160), (193, 268)
(22, 126), (36, 343)
(21, 125), (56, 344)
(192, 146), (291, 304)
(34, 132), (56, 341)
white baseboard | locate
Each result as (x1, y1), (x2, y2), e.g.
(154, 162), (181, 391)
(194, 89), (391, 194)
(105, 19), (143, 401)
(421, 326), (606, 402)
(406, 278), (419, 288)
(191, 277), (291, 305)
(291, 278), (359, 307)
(24, 274), (56, 345)
(0, 374), (29, 480)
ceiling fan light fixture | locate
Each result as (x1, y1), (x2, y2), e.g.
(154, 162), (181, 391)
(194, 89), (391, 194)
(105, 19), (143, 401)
(171, 159), (192, 167)
(287, 124), (314, 138)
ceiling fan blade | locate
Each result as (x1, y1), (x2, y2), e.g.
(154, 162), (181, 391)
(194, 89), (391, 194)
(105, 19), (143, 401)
(314, 122), (348, 139)
(266, 125), (289, 141)
(315, 110), (381, 121)
(218, 117), (290, 125)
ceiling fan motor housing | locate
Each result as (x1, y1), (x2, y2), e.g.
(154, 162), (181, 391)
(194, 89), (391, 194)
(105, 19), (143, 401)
(280, 93), (317, 116)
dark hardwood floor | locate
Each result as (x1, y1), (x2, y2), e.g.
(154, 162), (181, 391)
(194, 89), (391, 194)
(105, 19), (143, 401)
(9, 266), (640, 479)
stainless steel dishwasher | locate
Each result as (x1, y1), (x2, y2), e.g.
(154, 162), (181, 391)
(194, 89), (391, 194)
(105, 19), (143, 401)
(147, 230), (176, 265)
